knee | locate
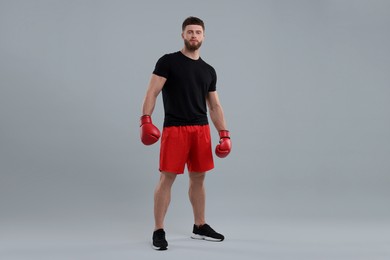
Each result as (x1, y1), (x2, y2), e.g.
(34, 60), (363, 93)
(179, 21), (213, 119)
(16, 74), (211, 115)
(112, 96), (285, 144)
(160, 171), (177, 184)
(189, 172), (206, 184)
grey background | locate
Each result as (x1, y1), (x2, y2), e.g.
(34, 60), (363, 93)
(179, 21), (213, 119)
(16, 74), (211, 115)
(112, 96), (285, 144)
(1, 0), (389, 259)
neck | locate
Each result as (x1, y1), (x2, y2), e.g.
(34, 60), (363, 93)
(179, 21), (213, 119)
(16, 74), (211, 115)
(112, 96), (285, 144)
(181, 47), (200, 60)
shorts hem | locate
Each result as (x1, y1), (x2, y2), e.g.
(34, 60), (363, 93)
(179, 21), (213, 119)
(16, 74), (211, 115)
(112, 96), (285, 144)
(159, 166), (214, 174)
(159, 168), (185, 174)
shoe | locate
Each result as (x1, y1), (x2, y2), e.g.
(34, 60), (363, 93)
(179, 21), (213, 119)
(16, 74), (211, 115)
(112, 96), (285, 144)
(191, 224), (225, 242)
(152, 229), (168, 250)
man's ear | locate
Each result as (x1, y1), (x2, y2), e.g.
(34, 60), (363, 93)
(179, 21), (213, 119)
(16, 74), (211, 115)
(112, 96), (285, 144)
(181, 32), (184, 39)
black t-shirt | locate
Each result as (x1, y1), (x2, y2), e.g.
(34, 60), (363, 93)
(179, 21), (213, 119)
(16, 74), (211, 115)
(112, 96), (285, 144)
(153, 51), (217, 127)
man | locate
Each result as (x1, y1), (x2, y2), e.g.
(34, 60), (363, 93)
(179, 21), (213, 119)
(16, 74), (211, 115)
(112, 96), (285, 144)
(140, 16), (232, 251)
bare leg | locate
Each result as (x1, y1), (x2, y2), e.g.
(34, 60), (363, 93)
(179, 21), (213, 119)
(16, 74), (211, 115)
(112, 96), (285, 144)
(154, 171), (177, 230)
(188, 172), (206, 226)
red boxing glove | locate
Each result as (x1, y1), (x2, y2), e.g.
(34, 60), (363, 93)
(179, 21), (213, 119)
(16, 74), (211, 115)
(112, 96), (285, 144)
(215, 130), (231, 158)
(140, 115), (160, 145)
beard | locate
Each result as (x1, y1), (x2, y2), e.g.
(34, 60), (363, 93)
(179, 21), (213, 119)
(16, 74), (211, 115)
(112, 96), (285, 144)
(184, 39), (202, 51)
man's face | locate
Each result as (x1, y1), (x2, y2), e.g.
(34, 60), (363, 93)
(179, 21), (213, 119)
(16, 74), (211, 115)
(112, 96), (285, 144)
(182, 25), (204, 51)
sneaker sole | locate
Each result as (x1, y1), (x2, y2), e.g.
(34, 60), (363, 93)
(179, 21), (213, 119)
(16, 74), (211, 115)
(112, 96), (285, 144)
(151, 242), (168, 251)
(191, 233), (224, 242)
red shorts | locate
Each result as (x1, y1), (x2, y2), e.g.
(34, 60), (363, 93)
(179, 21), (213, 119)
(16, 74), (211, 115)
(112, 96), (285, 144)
(159, 125), (214, 174)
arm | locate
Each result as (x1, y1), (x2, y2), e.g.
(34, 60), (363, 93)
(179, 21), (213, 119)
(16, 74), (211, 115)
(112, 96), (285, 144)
(207, 91), (232, 158)
(139, 74), (166, 145)
(206, 91), (227, 131)
(141, 74), (166, 116)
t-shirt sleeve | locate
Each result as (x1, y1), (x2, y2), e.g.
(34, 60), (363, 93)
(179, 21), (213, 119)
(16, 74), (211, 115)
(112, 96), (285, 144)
(153, 54), (169, 79)
(208, 66), (217, 92)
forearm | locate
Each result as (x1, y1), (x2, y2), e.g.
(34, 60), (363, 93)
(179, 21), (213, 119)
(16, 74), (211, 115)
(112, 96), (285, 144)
(141, 74), (165, 116)
(142, 92), (157, 116)
(209, 104), (227, 131)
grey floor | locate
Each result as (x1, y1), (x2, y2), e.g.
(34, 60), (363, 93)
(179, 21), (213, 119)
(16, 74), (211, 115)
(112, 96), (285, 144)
(2, 217), (389, 260)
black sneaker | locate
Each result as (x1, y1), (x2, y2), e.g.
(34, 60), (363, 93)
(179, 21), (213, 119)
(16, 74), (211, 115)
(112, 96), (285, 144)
(152, 229), (168, 250)
(191, 224), (225, 242)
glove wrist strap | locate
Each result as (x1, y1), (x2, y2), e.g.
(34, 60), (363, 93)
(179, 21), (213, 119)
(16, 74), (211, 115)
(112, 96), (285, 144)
(140, 115), (152, 126)
(219, 130), (230, 139)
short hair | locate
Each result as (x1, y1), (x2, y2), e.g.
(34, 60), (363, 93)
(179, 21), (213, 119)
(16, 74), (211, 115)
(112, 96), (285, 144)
(182, 16), (205, 31)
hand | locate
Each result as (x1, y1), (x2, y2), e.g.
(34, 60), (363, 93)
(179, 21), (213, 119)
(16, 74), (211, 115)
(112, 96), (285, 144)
(215, 130), (231, 158)
(140, 115), (160, 145)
